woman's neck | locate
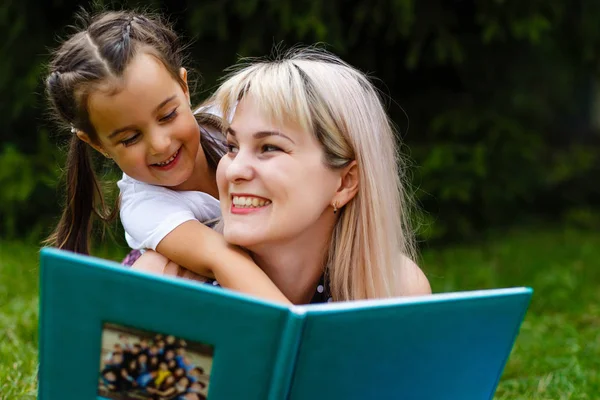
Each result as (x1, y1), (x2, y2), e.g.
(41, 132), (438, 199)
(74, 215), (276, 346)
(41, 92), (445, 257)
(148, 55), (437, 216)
(249, 220), (335, 305)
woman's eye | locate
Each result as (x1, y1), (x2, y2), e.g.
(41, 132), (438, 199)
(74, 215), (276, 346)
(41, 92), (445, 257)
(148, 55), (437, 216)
(121, 133), (140, 147)
(226, 143), (239, 153)
(159, 108), (178, 122)
(262, 144), (282, 153)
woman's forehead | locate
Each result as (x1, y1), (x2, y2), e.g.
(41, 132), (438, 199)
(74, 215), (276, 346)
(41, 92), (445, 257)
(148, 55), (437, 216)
(220, 66), (314, 133)
(229, 94), (309, 134)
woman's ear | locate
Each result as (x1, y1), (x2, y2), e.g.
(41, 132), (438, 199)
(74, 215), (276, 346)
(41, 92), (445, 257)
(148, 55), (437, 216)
(76, 130), (109, 158)
(179, 67), (191, 105)
(334, 160), (359, 207)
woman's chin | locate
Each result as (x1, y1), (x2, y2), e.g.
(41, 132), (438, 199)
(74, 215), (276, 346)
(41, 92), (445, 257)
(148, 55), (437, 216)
(223, 229), (263, 249)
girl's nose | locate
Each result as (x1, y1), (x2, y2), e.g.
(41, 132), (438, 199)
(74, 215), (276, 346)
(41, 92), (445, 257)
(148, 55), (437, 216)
(148, 129), (172, 156)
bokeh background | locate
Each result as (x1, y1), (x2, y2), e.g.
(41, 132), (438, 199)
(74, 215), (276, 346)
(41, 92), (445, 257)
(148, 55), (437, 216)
(1, 0), (599, 398)
(3, 0), (599, 243)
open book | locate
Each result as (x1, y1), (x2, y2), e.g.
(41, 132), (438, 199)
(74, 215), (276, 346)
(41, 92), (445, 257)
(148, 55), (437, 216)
(38, 248), (532, 400)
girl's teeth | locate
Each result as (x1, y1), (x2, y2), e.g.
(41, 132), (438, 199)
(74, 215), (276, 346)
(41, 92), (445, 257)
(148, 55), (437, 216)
(155, 150), (178, 166)
(232, 196), (271, 208)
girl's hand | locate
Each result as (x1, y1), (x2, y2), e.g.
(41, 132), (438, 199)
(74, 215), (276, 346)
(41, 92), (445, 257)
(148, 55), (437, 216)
(132, 251), (209, 283)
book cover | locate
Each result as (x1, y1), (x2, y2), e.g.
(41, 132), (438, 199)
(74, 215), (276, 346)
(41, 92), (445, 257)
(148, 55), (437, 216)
(38, 248), (532, 400)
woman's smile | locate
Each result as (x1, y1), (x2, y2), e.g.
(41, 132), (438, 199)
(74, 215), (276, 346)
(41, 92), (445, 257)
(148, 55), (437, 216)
(230, 194), (272, 214)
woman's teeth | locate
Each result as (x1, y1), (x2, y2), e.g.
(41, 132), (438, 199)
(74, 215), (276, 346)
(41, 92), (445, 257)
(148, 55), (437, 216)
(232, 196), (271, 208)
(154, 150), (179, 166)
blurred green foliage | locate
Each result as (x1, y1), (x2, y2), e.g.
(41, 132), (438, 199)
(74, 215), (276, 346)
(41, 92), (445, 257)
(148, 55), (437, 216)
(1, 0), (599, 242)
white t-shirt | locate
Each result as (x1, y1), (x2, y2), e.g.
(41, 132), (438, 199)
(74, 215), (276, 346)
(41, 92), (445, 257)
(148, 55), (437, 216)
(117, 104), (227, 251)
(117, 174), (221, 251)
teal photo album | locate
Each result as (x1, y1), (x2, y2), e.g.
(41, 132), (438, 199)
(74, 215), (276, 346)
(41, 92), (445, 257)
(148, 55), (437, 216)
(38, 247), (532, 400)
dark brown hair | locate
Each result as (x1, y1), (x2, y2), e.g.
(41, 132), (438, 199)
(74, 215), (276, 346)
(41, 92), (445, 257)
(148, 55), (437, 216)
(45, 10), (224, 254)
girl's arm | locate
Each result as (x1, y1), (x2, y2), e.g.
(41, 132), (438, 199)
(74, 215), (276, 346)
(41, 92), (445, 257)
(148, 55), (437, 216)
(135, 220), (291, 304)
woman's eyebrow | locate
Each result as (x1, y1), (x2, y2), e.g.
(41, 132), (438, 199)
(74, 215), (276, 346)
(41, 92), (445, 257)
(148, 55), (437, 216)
(226, 127), (295, 144)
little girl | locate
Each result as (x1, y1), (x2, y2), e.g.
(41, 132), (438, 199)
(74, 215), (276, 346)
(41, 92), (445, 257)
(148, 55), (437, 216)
(44, 9), (288, 303)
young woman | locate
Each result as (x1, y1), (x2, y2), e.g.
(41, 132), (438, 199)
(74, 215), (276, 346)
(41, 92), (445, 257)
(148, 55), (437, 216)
(136, 47), (431, 303)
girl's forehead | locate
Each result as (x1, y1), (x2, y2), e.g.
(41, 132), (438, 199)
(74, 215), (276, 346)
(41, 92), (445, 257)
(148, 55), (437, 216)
(87, 54), (183, 133)
(92, 53), (175, 98)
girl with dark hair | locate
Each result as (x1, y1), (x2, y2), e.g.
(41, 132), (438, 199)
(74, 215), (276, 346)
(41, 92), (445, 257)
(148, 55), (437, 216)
(44, 9), (288, 303)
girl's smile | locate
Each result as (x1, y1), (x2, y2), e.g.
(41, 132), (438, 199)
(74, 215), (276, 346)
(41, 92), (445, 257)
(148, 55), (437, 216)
(85, 52), (204, 190)
(150, 147), (181, 170)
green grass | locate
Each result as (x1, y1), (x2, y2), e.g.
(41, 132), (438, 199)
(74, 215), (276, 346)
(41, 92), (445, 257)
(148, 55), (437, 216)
(0, 241), (40, 398)
(1, 227), (599, 398)
(422, 228), (600, 399)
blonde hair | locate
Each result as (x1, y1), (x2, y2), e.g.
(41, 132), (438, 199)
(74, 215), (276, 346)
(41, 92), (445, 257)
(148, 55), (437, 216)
(214, 47), (416, 301)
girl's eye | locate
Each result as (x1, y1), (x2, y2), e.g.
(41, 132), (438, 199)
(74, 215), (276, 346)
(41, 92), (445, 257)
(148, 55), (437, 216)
(159, 108), (178, 122)
(121, 133), (140, 147)
(262, 144), (282, 153)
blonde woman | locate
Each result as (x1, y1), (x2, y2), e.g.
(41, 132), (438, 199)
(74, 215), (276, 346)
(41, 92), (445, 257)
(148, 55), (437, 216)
(134, 47), (430, 303)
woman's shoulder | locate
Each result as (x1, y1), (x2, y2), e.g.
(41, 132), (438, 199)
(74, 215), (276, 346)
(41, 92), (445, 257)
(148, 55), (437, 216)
(396, 253), (432, 296)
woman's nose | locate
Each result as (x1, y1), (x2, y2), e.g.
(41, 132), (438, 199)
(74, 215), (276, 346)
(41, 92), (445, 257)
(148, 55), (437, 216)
(225, 150), (255, 182)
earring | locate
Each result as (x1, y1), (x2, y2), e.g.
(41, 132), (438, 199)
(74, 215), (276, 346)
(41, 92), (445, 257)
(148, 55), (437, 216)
(332, 201), (338, 214)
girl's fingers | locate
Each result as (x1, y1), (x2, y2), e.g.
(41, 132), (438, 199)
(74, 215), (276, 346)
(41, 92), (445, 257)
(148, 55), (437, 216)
(131, 250), (170, 274)
(131, 250), (209, 283)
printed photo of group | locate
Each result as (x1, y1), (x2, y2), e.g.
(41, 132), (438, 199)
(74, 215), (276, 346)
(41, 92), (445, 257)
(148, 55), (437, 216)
(98, 323), (214, 400)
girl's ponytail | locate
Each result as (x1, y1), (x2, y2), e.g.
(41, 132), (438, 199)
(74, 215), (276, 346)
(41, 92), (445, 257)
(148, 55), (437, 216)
(46, 135), (102, 254)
